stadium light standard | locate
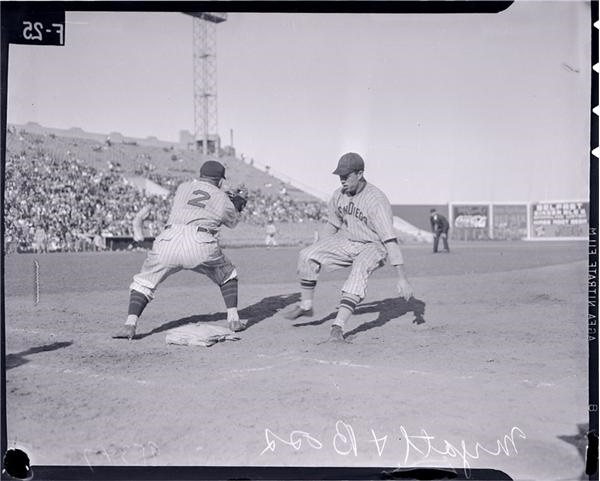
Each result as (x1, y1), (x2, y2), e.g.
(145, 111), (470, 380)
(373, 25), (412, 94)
(184, 12), (227, 156)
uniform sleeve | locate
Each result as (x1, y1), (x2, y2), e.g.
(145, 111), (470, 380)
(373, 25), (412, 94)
(327, 191), (343, 229)
(369, 194), (397, 242)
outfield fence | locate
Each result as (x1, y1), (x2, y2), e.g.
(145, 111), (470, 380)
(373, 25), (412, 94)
(448, 200), (589, 241)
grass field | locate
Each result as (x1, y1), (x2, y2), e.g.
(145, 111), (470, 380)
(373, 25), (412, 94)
(3, 241), (590, 480)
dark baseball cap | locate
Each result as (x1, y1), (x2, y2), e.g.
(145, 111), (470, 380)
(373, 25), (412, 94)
(200, 160), (226, 179)
(333, 152), (365, 176)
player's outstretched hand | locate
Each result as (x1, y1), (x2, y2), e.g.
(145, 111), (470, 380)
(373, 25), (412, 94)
(397, 278), (414, 300)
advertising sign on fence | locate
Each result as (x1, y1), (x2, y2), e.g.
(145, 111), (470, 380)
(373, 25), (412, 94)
(452, 204), (489, 240)
(493, 204), (528, 240)
(531, 201), (588, 238)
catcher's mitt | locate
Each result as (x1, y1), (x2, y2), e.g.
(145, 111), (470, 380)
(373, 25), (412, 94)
(227, 186), (248, 212)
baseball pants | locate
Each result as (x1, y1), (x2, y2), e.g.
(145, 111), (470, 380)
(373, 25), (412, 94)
(297, 234), (387, 298)
(130, 225), (236, 299)
(433, 229), (450, 252)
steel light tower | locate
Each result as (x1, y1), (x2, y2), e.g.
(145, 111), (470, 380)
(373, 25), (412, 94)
(185, 12), (227, 156)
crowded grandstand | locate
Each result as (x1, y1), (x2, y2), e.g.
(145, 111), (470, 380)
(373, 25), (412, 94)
(4, 126), (327, 253)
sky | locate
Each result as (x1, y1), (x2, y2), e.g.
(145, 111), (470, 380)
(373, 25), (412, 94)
(6, 1), (592, 204)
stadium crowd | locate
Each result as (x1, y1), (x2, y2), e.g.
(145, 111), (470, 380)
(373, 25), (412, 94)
(4, 131), (326, 253)
(242, 189), (325, 225)
(4, 150), (171, 253)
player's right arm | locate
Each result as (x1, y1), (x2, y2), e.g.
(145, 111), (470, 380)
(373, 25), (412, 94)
(324, 190), (342, 237)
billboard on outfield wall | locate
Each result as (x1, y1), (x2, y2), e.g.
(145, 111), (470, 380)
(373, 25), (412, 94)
(450, 204), (490, 241)
(447, 201), (588, 240)
(529, 201), (589, 239)
(492, 204), (528, 240)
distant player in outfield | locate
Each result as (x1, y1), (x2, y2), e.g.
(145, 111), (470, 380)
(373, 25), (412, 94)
(112, 160), (248, 340)
(33, 225), (48, 254)
(430, 208), (450, 253)
(129, 201), (153, 250)
(285, 152), (414, 342)
(93, 229), (106, 251)
(265, 219), (278, 247)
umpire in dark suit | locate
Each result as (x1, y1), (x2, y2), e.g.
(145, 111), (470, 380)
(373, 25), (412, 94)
(430, 208), (450, 253)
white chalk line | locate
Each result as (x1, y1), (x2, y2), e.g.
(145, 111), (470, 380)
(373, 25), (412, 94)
(6, 327), (59, 336)
(17, 362), (152, 386)
(227, 356), (372, 375)
(15, 355), (416, 385)
(252, 353), (568, 387)
(10, 349), (569, 391)
(228, 354), (374, 373)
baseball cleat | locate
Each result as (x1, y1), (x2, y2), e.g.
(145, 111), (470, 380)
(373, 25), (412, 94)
(284, 305), (314, 320)
(328, 325), (346, 342)
(228, 319), (248, 332)
(112, 324), (136, 340)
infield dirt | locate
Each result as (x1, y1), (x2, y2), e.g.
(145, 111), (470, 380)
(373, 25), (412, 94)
(3, 241), (590, 480)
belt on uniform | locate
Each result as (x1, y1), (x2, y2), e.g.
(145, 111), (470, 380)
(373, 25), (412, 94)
(164, 225), (218, 235)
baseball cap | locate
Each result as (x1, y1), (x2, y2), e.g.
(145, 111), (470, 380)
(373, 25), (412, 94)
(333, 152), (365, 176)
(200, 160), (226, 179)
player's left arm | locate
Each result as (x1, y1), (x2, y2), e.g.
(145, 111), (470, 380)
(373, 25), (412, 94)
(383, 239), (414, 300)
(371, 199), (414, 300)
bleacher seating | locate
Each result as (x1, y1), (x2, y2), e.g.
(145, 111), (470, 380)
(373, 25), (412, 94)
(4, 126), (327, 253)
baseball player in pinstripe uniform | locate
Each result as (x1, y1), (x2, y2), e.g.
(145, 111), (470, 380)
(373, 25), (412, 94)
(128, 203), (152, 250)
(113, 160), (248, 340)
(285, 152), (414, 342)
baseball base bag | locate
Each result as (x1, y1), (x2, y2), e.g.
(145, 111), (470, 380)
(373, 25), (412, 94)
(165, 323), (241, 347)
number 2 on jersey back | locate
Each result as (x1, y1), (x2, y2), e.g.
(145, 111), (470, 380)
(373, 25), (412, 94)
(187, 189), (211, 208)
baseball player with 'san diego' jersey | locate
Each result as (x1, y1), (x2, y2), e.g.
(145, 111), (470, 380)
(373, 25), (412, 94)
(285, 152), (414, 342)
(112, 160), (248, 340)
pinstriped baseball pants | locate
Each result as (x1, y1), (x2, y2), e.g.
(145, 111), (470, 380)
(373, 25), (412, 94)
(130, 225), (236, 300)
(297, 234), (387, 298)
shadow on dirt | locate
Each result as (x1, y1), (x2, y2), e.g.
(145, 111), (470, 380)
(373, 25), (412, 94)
(137, 312), (225, 339)
(6, 341), (73, 369)
(137, 292), (300, 338)
(241, 292), (300, 328)
(293, 296), (426, 339)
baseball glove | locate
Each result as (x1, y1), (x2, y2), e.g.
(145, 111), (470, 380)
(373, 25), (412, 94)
(227, 186), (249, 212)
